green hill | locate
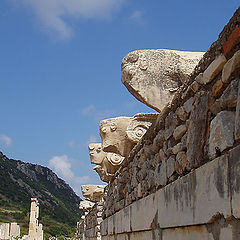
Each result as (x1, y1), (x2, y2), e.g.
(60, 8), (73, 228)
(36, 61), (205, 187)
(0, 152), (83, 238)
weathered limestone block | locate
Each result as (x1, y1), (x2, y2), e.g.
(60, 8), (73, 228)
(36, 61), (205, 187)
(130, 193), (158, 232)
(10, 223), (20, 238)
(235, 79), (240, 140)
(173, 124), (187, 141)
(81, 185), (105, 203)
(196, 54), (227, 85)
(79, 200), (95, 211)
(162, 225), (234, 240)
(175, 151), (188, 176)
(100, 113), (157, 157)
(208, 111), (235, 159)
(211, 79), (238, 115)
(121, 49), (204, 112)
(89, 143), (125, 182)
(0, 223), (10, 240)
(166, 156), (175, 178)
(229, 145), (240, 218)
(187, 91), (209, 168)
(222, 50), (240, 83)
(154, 159), (167, 187)
(157, 154), (231, 228)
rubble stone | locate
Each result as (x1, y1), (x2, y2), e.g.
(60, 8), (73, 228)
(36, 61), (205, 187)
(196, 54), (226, 84)
(209, 111), (235, 159)
(222, 50), (240, 83)
(173, 124), (187, 141)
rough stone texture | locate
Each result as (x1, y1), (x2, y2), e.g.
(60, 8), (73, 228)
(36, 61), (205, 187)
(222, 50), (240, 83)
(0, 223), (10, 240)
(229, 145), (240, 218)
(196, 54), (226, 85)
(158, 155), (231, 228)
(213, 79), (239, 113)
(130, 193), (158, 232)
(173, 124), (187, 141)
(208, 111), (235, 159)
(162, 225), (214, 240)
(79, 200), (95, 211)
(166, 156), (175, 178)
(9, 223), (20, 239)
(187, 92), (209, 168)
(155, 160), (167, 187)
(235, 79), (240, 140)
(175, 151), (188, 176)
(223, 25), (240, 56)
(121, 49), (203, 112)
(81, 185), (105, 203)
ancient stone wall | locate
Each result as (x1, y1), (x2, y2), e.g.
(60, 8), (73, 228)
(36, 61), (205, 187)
(99, 7), (240, 240)
(76, 201), (103, 240)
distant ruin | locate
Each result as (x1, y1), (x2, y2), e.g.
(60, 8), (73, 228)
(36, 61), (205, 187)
(0, 198), (43, 240)
(77, 7), (240, 240)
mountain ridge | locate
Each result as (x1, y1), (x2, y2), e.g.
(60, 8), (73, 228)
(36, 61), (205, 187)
(0, 151), (83, 238)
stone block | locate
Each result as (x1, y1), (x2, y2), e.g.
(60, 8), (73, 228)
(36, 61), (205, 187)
(175, 151), (188, 176)
(187, 92), (209, 168)
(155, 159), (167, 187)
(107, 215), (115, 235)
(100, 219), (108, 236)
(172, 143), (184, 155)
(166, 156), (176, 178)
(208, 111), (235, 159)
(183, 97), (194, 113)
(10, 223), (20, 238)
(130, 231), (153, 240)
(229, 145), (240, 218)
(212, 79), (224, 98)
(235, 79), (240, 140)
(0, 223), (10, 240)
(196, 55), (226, 84)
(157, 155), (231, 228)
(130, 193), (158, 231)
(162, 225), (214, 240)
(173, 124), (187, 141)
(204, 54), (227, 83)
(115, 205), (131, 234)
(222, 50), (240, 83)
(223, 25), (240, 56)
(176, 106), (188, 121)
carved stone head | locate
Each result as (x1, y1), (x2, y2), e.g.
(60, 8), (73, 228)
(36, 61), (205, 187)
(99, 117), (133, 157)
(88, 143), (105, 165)
(89, 143), (125, 182)
(81, 185), (105, 203)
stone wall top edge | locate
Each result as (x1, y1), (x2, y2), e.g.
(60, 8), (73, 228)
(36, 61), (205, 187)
(114, 6), (240, 174)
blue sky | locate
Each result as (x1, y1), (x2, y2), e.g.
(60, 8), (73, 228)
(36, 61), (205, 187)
(0, 0), (239, 196)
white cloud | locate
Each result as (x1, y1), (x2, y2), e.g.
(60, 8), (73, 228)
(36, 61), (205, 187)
(81, 104), (96, 116)
(129, 10), (145, 24)
(49, 155), (90, 195)
(13, 0), (125, 39)
(0, 135), (12, 146)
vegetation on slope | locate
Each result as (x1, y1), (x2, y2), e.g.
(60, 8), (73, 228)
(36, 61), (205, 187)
(0, 152), (83, 238)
